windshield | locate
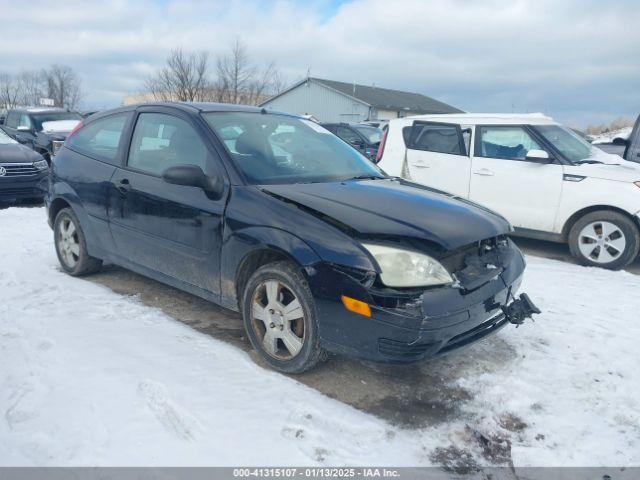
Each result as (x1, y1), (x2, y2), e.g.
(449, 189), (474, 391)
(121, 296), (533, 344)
(32, 112), (82, 131)
(352, 125), (382, 144)
(204, 112), (384, 185)
(0, 129), (16, 144)
(532, 125), (595, 163)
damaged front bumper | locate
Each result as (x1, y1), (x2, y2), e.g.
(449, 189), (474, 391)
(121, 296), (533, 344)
(311, 237), (539, 363)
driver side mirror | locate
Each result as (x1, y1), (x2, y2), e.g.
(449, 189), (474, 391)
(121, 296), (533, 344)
(162, 165), (224, 199)
(525, 149), (552, 164)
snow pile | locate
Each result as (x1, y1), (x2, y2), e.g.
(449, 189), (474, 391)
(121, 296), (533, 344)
(591, 127), (633, 144)
(1, 207), (639, 467)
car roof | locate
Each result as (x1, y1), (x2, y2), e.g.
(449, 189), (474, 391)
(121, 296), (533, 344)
(391, 112), (557, 126)
(124, 102), (267, 113)
(93, 102), (298, 120)
(8, 107), (71, 114)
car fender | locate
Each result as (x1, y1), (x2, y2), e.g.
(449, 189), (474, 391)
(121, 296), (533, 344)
(219, 226), (323, 310)
(555, 177), (640, 234)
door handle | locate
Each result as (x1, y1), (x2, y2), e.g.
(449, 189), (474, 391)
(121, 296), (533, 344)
(473, 169), (494, 176)
(117, 178), (131, 194)
(411, 160), (430, 168)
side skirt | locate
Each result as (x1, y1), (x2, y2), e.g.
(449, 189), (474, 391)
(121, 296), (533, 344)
(511, 227), (565, 244)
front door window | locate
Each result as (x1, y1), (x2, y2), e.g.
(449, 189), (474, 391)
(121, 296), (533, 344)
(128, 113), (209, 176)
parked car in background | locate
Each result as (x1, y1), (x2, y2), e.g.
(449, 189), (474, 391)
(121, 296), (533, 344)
(0, 128), (49, 204)
(377, 113), (640, 270)
(595, 140), (627, 157)
(1, 107), (82, 163)
(46, 102), (538, 373)
(360, 120), (389, 129)
(321, 122), (382, 160)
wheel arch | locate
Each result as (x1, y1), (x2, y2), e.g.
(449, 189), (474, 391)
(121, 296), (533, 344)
(561, 205), (640, 240)
(48, 197), (72, 227)
(220, 226), (322, 312)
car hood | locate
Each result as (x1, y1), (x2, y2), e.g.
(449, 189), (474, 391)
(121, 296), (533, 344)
(261, 179), (511, 251)
(565, 149), (640, 182)
(0, 143), (43, 164)
(41, 119), (80, 135)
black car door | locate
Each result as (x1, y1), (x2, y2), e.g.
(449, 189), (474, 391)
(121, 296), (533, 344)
(624, 115), (640, 163)
(108, 108), (228, 296)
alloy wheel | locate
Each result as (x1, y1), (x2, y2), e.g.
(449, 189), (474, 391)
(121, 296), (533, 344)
(57, 216), (80, 268)
(250, 280), (305, 360)
(578, 221), (626, 264)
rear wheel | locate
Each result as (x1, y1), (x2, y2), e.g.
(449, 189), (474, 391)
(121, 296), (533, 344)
(54, 208), (102, 276)
(568, 210), (639, 270)
(241, 261), (326, 374)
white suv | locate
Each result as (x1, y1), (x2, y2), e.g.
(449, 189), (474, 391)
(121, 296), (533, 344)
(377, 113), (640, 270)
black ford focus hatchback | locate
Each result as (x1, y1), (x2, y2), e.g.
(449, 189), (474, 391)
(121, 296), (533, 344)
(46, 103), (539, 373)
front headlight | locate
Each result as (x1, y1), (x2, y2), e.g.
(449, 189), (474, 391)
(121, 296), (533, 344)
(362, 243), (453, 288)
(33, 160), (48, 170)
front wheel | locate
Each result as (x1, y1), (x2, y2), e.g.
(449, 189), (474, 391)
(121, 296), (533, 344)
(241, 261), (327, 374)
(568, 210), (639, 270)
(54, 208), (102, 276)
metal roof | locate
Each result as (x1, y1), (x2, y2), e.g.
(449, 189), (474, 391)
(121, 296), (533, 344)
(261, 77), (463, 114)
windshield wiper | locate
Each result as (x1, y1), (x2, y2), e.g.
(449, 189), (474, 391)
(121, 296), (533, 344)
(573, 160), (605, 165)
(573, 159), (621, 166)
(342, 174), (385, 181)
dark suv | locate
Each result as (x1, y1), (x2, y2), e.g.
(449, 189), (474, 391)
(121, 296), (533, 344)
(46, 102), (539, 373)
(321, 123), (382, 160)
(1, 107), (83, 163)
(0, 128), (49, 203)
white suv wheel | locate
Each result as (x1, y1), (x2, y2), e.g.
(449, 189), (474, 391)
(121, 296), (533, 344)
(577, 221), (626, 264)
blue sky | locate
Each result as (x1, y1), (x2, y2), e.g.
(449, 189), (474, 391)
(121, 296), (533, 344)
(0, 0), (638, 128)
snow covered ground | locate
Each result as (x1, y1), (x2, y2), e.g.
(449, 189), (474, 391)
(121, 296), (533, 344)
(1, 207), (639, 468)
(591, 127), (633, 144)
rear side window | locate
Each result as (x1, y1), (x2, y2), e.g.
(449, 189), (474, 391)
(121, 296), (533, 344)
(407, 123), (466, 155)
(67, 113), (129, 163)
(127, 113), (208, 176)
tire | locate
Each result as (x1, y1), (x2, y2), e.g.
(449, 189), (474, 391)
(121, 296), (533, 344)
(54, 207), (102, 276)
(568, 210), (639, 270)
(241, 261), (327, 374)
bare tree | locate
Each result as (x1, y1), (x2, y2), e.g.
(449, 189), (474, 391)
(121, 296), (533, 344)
(145, 48), (212, 102)
(142, 41), (283, 106)
(215, 38), (255, 104)
(42, 64), (83, 109)
(214, 38), (284, 105)
(0, 72), (22, 109)
(17, 70), (46, 106)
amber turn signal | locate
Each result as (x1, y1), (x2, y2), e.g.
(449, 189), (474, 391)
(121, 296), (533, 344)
(341, 295), (371, 317)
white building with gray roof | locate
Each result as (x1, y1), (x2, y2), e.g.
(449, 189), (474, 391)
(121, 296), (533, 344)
(260, 77), (463, 123)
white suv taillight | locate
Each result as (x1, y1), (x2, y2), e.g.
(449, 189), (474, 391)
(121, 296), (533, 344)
(375, 127), (388, 163)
